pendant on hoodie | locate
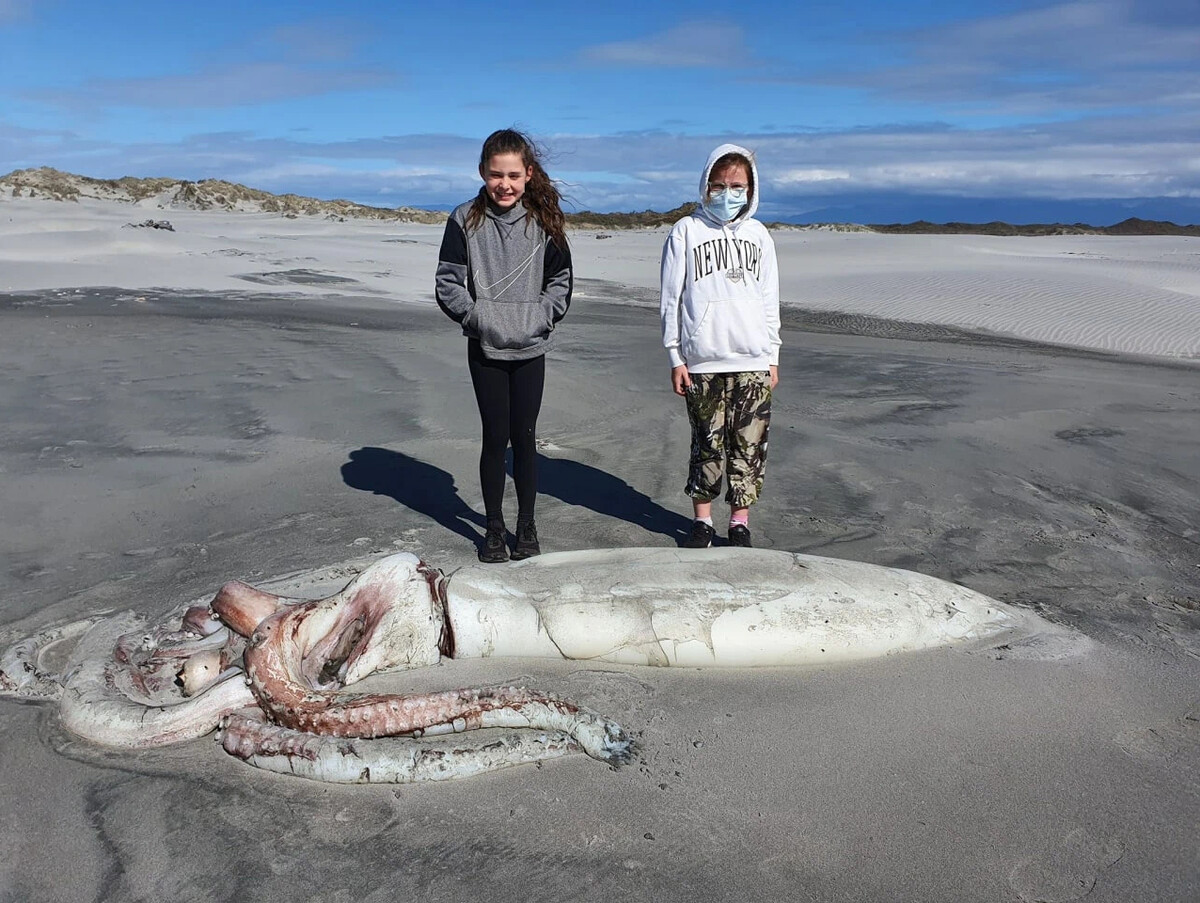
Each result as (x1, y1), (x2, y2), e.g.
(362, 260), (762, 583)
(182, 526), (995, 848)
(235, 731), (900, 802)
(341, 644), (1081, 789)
(726, 267), (745, 282)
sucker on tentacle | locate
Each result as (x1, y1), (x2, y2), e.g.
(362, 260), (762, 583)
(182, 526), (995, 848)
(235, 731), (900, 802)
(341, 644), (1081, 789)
(182, 606), (223, 636)
(239, 563), (633, 763)
(220, 708), (581, 783)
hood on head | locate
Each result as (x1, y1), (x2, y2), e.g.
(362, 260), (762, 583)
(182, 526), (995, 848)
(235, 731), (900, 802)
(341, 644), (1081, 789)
(697, 143), (760, 224)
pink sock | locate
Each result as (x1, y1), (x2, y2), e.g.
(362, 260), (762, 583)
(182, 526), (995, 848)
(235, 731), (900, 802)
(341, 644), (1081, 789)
(729, 515), (749, 528)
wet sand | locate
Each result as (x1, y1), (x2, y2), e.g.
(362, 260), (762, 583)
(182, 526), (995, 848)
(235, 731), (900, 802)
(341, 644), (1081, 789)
(1, 282), (1198, 901)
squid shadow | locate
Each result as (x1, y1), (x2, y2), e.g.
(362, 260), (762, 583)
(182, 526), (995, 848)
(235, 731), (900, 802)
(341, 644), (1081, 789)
(341, 447), (484, 543)
(531, 455), (692, 543)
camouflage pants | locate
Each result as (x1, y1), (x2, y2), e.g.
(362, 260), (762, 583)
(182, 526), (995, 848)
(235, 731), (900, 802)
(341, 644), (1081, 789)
(684, 370), (772, 507)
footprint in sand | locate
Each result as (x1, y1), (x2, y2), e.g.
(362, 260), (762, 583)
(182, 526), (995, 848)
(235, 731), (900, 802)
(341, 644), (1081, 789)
(1009, 827), (1124, 902)
(973, 629), (1092, 661)
(1114, 706), (1200, 797)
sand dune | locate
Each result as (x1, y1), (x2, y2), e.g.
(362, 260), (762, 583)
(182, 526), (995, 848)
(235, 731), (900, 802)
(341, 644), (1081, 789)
(4, 196), (1199, 360)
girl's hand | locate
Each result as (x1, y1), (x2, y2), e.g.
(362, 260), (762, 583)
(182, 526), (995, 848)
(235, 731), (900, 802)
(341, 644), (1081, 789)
(769, 365), (779, 390)
(672, 365), (692, 396)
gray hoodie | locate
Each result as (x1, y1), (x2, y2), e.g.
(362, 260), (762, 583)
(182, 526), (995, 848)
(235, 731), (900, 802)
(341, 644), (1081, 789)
(435, 198), (573, 360)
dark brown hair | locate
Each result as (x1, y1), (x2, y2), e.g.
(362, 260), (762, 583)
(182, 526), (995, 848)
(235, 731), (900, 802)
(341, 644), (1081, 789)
(466, 128), (568, 249)
(710, 151), (755, 203)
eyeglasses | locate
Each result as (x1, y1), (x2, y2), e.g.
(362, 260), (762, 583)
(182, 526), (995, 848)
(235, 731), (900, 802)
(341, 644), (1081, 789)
(707, 182), (748, 199)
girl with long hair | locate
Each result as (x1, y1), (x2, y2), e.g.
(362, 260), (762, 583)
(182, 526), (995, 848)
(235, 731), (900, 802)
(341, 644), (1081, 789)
(435, 128), (572, 562)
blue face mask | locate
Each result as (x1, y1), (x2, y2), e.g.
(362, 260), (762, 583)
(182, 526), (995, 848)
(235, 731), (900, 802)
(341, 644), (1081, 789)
(704, 186), (748, 222)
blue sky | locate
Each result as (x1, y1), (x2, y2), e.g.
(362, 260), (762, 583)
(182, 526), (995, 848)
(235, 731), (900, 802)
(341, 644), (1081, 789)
(1, 0), (1198, 223)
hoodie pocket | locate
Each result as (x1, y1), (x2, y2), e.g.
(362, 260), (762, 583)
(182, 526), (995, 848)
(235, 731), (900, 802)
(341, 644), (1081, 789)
(463, 304), (481, 333)
(685, 298), (769, 361)
(477, 299), (551, 351)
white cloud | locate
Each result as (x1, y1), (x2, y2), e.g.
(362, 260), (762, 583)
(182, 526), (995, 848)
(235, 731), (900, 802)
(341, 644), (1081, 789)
(265, 22), (363, 62)
(776, 168), (851, 184)
(28, 61), (399, 110)
(5, 112), (1200, 211)
(579, 21), (751, 68)
(0, 0), (32, 25)
(926, 0), (1198, 70)
(791, 0), (1200, 116)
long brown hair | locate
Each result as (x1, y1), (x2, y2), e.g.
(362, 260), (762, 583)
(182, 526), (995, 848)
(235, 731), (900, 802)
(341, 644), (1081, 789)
(465, 128), (568, 249)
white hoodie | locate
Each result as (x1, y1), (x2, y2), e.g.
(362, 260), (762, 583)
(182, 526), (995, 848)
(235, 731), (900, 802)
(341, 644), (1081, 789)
(660, 143), (781, 373)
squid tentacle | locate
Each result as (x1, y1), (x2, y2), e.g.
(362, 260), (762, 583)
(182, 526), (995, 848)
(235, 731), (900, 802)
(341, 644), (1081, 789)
(60, 657), (256, 749)
(219, 708), (580, 783)
(0, 617), (108, 698)
(244, 588), (633, 764)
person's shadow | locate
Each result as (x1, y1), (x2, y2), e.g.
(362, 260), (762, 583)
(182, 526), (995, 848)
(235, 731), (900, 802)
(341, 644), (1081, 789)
(524, 455), (692, 543)
(341, 447), (484, 543)
(342, 447), (691, 544)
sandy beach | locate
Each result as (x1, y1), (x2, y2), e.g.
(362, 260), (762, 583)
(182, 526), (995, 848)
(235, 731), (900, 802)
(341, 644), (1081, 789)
(1, 197), (1198, 902)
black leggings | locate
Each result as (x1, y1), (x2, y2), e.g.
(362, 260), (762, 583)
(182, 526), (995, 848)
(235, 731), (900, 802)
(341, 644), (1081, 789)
(467, 340), (545, 523)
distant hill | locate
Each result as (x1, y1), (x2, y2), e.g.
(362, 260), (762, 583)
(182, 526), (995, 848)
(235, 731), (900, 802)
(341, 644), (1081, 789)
(868, 218), (1200, 237)
(0, 167), (447, 224)
(777, 191), (1200, 230)
(3, 167), (1197, 235)
(564, 205), (867, 231)
(0, 169), (702, 230)
(566, 203), (698, 229)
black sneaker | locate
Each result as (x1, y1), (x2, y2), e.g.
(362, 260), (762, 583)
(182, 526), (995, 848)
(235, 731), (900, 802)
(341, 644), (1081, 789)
(682, 520), (716, 549)
(728, 524), (752, 548)
(478, 521), (509, 563)
(511, 520), (541, 560)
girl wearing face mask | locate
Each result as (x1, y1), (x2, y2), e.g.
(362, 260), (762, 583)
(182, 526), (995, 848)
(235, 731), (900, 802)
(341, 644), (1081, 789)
(659, 144), (781, 549)
(436, 128), (573, 563)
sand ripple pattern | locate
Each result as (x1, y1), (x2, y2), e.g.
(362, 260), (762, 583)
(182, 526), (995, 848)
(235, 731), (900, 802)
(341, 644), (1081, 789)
(774, 233), (1200, 359)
